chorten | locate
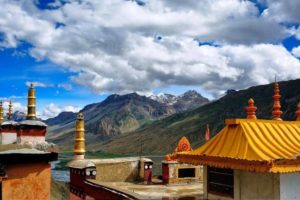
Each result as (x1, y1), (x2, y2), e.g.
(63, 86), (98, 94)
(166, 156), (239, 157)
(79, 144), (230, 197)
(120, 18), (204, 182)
(74, 113), (85, 160)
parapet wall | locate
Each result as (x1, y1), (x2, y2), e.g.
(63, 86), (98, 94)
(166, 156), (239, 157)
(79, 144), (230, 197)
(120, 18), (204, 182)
(92, 157), (150, 182)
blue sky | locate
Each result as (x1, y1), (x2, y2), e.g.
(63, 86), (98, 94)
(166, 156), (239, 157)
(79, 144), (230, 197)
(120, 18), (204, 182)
(0, 0), (300, 119)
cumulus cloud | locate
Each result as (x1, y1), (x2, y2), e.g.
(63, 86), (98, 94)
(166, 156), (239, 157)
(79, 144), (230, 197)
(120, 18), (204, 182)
(0, 0), (299, 97)
(292, 46), (300, 58)
(41, 103), (81, 119)
(262, 0), (300, 23)
(2, 101), (27, 115)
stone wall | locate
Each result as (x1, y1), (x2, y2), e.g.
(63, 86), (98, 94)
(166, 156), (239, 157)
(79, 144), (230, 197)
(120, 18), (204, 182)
(93, 157), (151, 182)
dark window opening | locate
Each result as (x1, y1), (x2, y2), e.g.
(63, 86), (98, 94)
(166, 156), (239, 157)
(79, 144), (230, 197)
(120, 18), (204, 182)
(208, 166), (234, 198)
(178, 168), (195, 178)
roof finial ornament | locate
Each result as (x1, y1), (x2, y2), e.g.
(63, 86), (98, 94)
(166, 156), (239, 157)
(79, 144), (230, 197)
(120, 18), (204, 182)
(272, 78), (283, 120)
(0, 101), (4, 124)
(7, 100), (13, 120)
(74, 112), (85, 160)
(205, 124), (210, 142)
(246, 98), (257, 119)
(296, 102), (300, 121)
(26, 83), (36, 120)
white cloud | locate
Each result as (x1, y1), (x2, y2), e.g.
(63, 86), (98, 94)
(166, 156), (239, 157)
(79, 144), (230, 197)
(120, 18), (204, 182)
(25, 81), (53, 88)
(2, 101), (27, 115)
(58, 83), (72, 90)
(262, 0), (300, 23)
(41, 103), (81, 119)
(0, 0), (299, 97)
(292, 46), (300, 58)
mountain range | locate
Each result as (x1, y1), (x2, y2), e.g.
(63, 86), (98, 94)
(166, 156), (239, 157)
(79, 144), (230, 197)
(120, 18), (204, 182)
(46, 90), (209, 145)
(47, 79), (300, 155)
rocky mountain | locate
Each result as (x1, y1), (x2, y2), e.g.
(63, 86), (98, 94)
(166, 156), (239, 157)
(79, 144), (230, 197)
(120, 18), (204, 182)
(150, 90), (209, 112)
(12, 111), (26, 122)
(82, 79), (300, 155)
(47, 91), (209, 143)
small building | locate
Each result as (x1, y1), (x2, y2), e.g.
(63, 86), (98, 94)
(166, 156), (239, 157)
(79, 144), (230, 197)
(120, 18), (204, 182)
(163, 136), (202, 184)
(0, 83), (58, 200)
(68, 113), (202, 199)
(178, 81), (300, 200)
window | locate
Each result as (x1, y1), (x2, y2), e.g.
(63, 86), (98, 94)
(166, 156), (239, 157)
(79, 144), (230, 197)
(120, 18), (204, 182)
(207, 166), (234, 198)
(178, 168), (195, 178)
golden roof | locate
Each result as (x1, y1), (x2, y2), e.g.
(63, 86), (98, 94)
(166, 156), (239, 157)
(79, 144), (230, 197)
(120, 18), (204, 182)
(177, 119), (300, 173)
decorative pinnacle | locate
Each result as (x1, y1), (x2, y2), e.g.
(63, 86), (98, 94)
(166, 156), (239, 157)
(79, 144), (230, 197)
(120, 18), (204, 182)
(26, 83), (36, 120)
(7, 100), (13, 120)
(296, 102), (300, 121)
(246, 98), (257, 119)
(0, 101), (3, 124)
(74, 112), (85, 159)
(272, 80), (283, 120)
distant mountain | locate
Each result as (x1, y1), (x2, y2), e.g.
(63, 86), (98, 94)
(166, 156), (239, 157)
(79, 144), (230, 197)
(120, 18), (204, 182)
(150, 90), (209, 112)
(47, 91), (209, 144)
(83, 79), (300, 155)
(44, 111), (77, 126)
(12, 111), (26, 122)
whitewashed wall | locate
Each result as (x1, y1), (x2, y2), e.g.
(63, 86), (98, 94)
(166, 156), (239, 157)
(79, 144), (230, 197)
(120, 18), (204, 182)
(280, 173), (300, 200)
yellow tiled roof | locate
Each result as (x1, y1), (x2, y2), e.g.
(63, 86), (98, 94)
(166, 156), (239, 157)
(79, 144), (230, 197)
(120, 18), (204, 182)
(177, 119), (300, 173)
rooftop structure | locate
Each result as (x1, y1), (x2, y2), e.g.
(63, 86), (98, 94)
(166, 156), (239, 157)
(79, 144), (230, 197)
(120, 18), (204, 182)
(177, 81), (300, 199)
(68, 113), (202, 199)
(0, 83), (58, 200)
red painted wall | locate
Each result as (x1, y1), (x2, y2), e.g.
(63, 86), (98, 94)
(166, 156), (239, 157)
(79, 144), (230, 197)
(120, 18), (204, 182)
(2, 162), (51, 200)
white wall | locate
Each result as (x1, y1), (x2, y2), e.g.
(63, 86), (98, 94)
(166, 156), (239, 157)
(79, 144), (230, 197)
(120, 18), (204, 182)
(280, 173), (300, 200)
(0, 132), (17, 144)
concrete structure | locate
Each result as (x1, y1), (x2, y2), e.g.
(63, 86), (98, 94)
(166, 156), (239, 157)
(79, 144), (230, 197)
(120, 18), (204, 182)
(178, 82), (300, 200)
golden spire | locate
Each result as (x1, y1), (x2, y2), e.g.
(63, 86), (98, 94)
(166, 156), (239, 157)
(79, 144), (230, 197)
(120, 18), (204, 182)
(27, 83), (36, 120)
(74, 112), (85, 160)
(246, 98), (257, 119)
(7, 100), (13, 120)
(296, 102), (300, 121)
(272, 80), (283, 120)
(0, 101), (3, 124)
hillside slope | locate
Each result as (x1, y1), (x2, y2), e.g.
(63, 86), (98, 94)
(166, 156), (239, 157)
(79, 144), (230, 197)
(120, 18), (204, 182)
(47, 91), (209, 145)
(90, 79), (300, 154)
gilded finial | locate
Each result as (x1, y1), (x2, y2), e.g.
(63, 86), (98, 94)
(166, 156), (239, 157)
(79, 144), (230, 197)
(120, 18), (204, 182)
(272, 80), (283, 120)
(296, 102), (300, 121)
(246, 98), (257, 119)
(26, 83), (36, 120)
(0, 101), (4, 124)
(74, 112), (85, 160)
(7, 100), (13, 120)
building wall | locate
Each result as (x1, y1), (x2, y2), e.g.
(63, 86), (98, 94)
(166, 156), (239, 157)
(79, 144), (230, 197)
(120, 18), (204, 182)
(163, 161), (202, 184)
(95, 161), (140, 182)
(236, 170), (280, 200)
(18, 136), (45, 145)
(2, 162), (51, 200)
(204, 168), (280, 200)
(280, 173), (300, 200)
(0, 132), (17, 144)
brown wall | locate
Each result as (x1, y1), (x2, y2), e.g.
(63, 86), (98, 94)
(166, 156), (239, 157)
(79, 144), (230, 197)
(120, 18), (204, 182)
(95, 161), (140, 182)
(2, 162), (51, 200)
